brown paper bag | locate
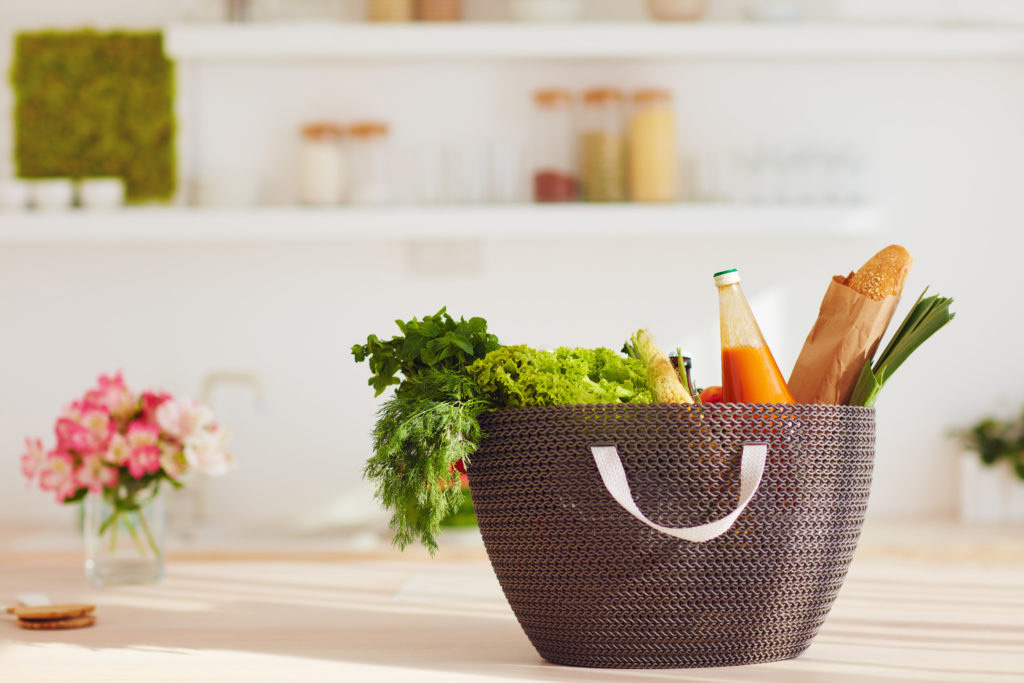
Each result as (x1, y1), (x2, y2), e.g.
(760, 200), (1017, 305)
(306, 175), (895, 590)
(788, 276), (900, 405)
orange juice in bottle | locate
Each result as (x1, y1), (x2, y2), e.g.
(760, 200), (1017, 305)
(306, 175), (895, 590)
(714, 269), (795, 404)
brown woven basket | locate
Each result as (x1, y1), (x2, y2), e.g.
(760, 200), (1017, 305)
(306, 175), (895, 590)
(467, 403), (875, 669)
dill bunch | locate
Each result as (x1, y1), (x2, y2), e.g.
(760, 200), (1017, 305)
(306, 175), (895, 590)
(365, 371), (492, 554)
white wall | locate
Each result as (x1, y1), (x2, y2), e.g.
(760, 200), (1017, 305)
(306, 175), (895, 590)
(2, 1), (1021, 533)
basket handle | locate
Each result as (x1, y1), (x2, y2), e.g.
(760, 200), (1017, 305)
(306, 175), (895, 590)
(590, 443), (767, 543)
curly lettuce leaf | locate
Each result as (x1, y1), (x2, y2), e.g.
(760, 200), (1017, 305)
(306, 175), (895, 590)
(467, 345), (652, 408)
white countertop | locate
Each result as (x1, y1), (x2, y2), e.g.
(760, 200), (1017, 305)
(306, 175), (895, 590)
(2, 520), (1023, 682)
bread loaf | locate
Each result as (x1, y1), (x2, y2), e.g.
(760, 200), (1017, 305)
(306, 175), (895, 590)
(847, 245), (913, 301)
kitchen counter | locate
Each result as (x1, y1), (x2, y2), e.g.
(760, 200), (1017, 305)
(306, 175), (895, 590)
(2, 520), (1023, 682)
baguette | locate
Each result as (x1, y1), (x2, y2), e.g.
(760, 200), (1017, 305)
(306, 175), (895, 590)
(847, 245), (913, 301)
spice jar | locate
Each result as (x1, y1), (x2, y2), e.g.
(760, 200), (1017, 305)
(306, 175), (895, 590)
(417, 0), (462, 21)
(531, 89), (577, 203)
(628, 89), (678, 202)
(347, 121), (393, 205)
(580, 88), (626, 202)
(647, 0), (707, 21)
(299, 122), (345, 205)
(368, 0), (414, 21)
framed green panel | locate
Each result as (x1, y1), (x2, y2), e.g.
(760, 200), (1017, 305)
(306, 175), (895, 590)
(12, 30), (176, 202)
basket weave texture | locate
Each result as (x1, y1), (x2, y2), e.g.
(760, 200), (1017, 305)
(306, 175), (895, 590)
(468, 403), (875, 669)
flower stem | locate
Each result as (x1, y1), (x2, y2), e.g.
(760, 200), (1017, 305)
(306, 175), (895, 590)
(137, 507), (161, 558)
(123, 514), (147, 556)
(109, 511), (120, 553)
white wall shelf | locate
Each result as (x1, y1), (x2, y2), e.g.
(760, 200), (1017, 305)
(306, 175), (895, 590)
(165, 22), (1024, 61)
(0, 204), (883, 245)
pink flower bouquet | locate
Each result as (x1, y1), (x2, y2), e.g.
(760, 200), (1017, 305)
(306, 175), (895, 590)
(21, 372), (232, 567)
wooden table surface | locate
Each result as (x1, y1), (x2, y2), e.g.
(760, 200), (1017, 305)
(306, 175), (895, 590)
(2, 521), (1023, 682)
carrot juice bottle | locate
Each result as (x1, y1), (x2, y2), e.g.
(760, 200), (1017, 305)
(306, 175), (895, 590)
(714, 269), (795, 404)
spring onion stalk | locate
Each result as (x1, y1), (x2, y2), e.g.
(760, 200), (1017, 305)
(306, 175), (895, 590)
(849, 289), (955, 407)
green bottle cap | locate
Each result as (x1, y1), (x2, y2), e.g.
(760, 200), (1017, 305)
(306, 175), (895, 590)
(713, 268), (741, 286)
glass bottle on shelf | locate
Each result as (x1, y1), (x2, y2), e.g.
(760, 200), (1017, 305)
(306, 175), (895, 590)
(347, 121), (393, 205)
(628, 88), (678, 202)
(714, 268), (795, 404)
(368, 0), (414, 21)
(417, 0), (462, 21)
(531, 89), (578, 203)
(580, 88), (626, 202)
(298, 121), (345, 206)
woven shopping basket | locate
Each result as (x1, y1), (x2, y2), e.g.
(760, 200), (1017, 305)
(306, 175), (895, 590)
(466, 402), (875, 669)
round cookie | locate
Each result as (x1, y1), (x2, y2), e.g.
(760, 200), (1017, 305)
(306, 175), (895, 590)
(8, 604), (95, 621)
(17, 614), (97, 630)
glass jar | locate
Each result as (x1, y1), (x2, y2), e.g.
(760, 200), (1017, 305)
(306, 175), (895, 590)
(84, 486), (165, 587)
(628, 89), (678, 202)
(531, 89), (577, 203)
(417, 0), (462, 21)
(368, 0), (414, 21)
(507, 0), (584, 21)
(580, 88), (626, 202)
(299, 121), (345, 205)
(647, 0), (707, 21)
(348, 121), (393, 205)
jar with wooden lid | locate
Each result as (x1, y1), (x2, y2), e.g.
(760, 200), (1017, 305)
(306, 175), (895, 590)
(580, 87), (626, 202)
(531, 89), (577, 203)
(368, 0), (414, 21)
(348, 121), (393, 205)
(299, 122), (345, 205)
(417, 0), (462, 21)
(628, 89), (678, 202)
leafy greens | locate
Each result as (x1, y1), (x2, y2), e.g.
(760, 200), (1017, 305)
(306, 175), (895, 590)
(354, 310), (654, 553)
(351, 307), (500, 397)
(467, 345), (652, 408)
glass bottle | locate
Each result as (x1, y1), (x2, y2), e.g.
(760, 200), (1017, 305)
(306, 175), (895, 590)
(417, 0), (462, 21)
(580, 87), (626, 202)
(531, 89), (578, 203)
(714, 268), (795, 404)
(628, 89), (678, 202)
(299, 121), (345, 205)
(368, 0), (414, 21)
(347, 121), (393, 205)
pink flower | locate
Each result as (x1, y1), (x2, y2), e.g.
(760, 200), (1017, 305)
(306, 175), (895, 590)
(126, 419), (160, 449)
(184, 426), (233, 477)
(80, 404), (114, 444)
(55, 418), (97, 454)
(54, 403), (112, 455)
(126, 446), (162, 479)
(123, 420), (163, 478)
(140, 391), (172, 423)
(39, 452), (78, 503)
(20, 438), (46, 482)
(155, 398), (214, 443)
(103, 433), (132, 466)
(74, 454), (119, 494)
(84, 372), (137, 421)
(160, 442), (188, 480)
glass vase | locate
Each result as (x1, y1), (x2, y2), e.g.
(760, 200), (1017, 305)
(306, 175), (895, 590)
(84, 486), (165, 586)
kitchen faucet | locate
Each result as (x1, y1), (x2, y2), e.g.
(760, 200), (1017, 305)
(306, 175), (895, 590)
(168, 370), (266, 540)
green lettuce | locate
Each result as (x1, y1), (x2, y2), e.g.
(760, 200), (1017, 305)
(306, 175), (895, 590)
(468, 345), (652, 408)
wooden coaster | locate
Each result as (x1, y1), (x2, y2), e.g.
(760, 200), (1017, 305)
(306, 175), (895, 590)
(7, 604), (96, 621)
(17, 615), (96, 630)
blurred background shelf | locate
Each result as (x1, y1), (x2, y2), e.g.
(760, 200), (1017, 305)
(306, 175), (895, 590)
(165, 22), (1024, 61)
(0, 204), (884, 244)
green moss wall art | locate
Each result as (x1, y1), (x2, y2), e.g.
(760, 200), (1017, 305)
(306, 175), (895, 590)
(12, 30), (176, 202)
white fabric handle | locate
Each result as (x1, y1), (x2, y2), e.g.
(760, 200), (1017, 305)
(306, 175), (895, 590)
(590, 443), (768, 543)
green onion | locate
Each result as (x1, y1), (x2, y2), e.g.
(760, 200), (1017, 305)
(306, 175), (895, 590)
(849, 288), (955, 407)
